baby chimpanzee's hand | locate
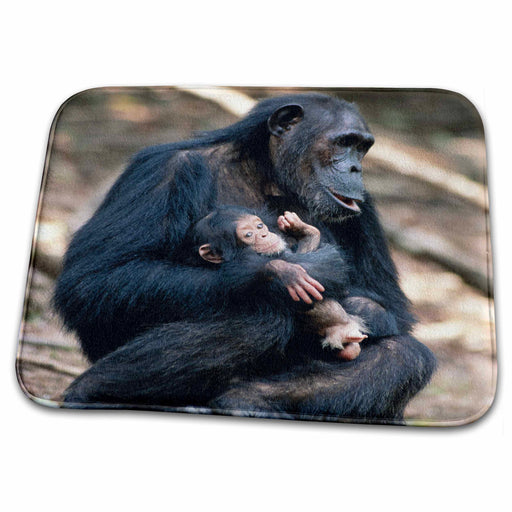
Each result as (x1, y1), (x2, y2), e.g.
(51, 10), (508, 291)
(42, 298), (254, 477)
(277, 211), (320, 239)
(266, 259), (324, 304)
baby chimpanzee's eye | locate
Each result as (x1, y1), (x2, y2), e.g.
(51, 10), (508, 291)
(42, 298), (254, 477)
(257, 223), (264, 229)
(245, 232), (253, 238)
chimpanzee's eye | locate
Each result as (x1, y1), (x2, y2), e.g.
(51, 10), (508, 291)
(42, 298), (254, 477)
(245, 232), (253, 238)
(257, 223), (263, 229)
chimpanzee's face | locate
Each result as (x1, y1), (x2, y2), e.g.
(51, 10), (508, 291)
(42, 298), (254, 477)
(267, 100), (374, 222)
(235, 215), (287, 255)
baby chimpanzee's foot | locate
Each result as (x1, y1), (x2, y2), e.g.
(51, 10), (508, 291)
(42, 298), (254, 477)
(321, 325), (367, 350)
(335, 342), (362, 361)
(321, 324), (367, 361)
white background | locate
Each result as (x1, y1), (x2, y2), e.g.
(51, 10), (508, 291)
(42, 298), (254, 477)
(2, 1), (509, 510)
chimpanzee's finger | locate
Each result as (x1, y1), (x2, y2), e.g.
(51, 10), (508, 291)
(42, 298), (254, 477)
(284, 212), (297, 225)
(300, 282), (324, 301)
(303, 275), (325, 292)
(294, 285), (313, 304)
(278, 216), (290, 231)
(287, 287), (301, 302)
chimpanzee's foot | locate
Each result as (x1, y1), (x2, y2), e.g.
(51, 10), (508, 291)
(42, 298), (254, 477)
(321, 324), (367, 350)
(321, 324), (367, 361)
(335, 342), (362, 361)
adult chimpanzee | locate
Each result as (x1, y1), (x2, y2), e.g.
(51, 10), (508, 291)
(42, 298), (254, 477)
(56, 92), (436, 422)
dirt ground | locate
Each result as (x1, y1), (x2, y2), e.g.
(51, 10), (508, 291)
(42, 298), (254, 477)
(16, 87), (496, 425)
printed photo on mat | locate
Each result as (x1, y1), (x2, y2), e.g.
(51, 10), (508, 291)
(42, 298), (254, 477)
(16, 87), (496, 426)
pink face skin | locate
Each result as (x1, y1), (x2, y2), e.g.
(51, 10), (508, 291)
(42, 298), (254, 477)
(235, 215), (287, 255)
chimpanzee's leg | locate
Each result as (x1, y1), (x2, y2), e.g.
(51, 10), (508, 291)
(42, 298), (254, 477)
(63, 312), (294, 407)
(210, 335), (436, 423)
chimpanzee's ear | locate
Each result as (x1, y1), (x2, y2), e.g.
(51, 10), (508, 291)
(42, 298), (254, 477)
(198, 244), (224, 264)
(267, 104), (304, 136)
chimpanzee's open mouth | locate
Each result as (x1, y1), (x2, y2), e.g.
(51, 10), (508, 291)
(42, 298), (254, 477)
(326, 188), (361, 213)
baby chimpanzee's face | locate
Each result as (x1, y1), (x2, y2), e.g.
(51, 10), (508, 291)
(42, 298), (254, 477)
(235, 215), (287, 255)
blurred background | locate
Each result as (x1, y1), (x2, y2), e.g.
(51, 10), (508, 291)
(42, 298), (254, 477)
(16, 86), (495, 425)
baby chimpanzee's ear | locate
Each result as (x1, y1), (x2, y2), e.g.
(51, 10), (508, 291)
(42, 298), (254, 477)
(198, 244), (224, 264)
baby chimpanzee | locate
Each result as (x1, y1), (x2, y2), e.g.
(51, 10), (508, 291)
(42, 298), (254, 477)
(191, 206), (367, 361)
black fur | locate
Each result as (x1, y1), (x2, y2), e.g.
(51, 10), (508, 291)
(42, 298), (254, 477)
(56, 93), (436, 421)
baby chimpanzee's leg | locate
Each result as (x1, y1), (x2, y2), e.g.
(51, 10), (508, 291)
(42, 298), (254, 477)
(305, 299), (367, 360)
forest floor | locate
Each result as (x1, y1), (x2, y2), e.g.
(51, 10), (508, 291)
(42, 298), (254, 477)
(16, 88), (496, 426)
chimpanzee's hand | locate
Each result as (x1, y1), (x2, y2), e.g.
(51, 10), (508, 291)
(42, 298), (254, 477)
(277, 211), (320, 239)
(266, 259), (324, 304)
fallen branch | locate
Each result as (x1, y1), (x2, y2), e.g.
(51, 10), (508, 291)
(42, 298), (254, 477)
(382, 218), (492, 296)
(179, 86), (257, 117)
(20, 336), (76, 351)
(18, 356), (84, 378)
(364, 135), (488, 210)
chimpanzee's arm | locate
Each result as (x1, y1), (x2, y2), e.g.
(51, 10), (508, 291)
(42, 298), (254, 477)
(295, 232), (321, 254)
(56, 254), (287, 331)
(55, 245), (314, 361)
